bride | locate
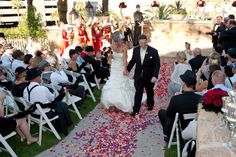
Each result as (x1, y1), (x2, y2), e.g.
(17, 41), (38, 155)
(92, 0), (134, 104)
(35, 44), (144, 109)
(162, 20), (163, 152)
(101, 31), (135, 113)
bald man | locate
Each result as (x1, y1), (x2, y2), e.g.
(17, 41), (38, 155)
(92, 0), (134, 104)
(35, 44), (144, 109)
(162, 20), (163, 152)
(188, 48), (207, 73)
(211, 70), (232, 93)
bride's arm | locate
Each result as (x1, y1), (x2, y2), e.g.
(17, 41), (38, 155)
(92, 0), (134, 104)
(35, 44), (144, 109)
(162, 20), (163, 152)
(123, 45), (128, 68)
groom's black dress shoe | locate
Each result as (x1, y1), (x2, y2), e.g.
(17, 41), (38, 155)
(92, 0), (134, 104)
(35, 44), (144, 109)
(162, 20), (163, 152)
(130, 111), (138, 117)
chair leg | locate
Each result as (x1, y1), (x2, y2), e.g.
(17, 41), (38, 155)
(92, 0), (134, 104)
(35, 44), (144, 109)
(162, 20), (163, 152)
(70, 100), (82, 120)
(38, 117), (43, 146)
(0, 134), (17, 157)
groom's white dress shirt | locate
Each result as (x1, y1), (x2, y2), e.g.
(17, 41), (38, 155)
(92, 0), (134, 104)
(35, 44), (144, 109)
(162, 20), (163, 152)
(140, 47), (147, 64)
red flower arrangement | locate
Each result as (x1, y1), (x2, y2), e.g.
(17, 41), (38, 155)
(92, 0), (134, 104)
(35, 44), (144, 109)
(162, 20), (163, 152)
(232, 1), (236, 7)
(202, 88), (228, 113)
(151, 1), (159, 7)
(119, 2), (127, 9)
(197, 0), (206, 7)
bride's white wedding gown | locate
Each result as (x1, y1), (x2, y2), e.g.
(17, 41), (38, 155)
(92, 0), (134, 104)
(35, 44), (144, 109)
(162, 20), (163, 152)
(101, 52), (135, 112)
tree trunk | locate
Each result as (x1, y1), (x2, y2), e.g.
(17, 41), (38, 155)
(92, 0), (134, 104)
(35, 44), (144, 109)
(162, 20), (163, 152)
(102, 0), (109, 14)
(57, 0), (68, 24)
(27, 0), (33, 7)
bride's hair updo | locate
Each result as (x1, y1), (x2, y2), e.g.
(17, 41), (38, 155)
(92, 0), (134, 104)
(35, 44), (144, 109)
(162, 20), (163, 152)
(112, 31), (124, 42)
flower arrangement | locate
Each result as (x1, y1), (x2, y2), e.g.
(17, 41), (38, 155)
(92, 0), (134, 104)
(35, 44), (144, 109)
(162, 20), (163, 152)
(119, 2), (127, 9)
(202, 88), (228, 113)
(197, 0), (206, 7)
(151, 1), (160, 7)
(169, 0), (187, 15)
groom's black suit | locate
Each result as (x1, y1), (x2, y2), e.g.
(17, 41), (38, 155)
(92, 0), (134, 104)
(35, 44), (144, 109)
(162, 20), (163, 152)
(127, 45), (160, 114)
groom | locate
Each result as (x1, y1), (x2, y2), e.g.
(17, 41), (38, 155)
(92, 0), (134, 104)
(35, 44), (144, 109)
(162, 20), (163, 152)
(125, 34), (160, 116)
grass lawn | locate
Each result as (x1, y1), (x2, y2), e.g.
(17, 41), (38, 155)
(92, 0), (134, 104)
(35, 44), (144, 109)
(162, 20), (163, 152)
(1, 88), (101, 157)
(165, 146), (177, 157)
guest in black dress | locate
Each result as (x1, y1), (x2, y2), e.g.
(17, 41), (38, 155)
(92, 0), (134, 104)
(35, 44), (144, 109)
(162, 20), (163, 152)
(11, 67), (29, 111)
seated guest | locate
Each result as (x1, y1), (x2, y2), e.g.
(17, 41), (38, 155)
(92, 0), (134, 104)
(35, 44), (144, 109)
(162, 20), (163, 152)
(224, 65), (236, 89)
(75, 46), (83, 55)
(31, 50), (44, 68)
(201, 52), (223, 80)
(11, 49), (25, 72)
(189, 48), (207, 73)
(159, 70), (201, 142)
(23, 68), (72, 135)
(227, 48), (236, 70)
(11, 67), (29, 110)
(211, 70), (232, 93)
(82, 46), (110, 83)
(0, 67), (12, 90)
(1, 44), (14, 70)
(38, 60), (53, 84)
(195, 64), (221, 92)
(24, 54), (33, 69)
(68, 49), (86, 73)
(0, 44), (4, 58)
(40, 59), (85, 108)
(0, 91), (38, 144)
(168, 51), (191, 99)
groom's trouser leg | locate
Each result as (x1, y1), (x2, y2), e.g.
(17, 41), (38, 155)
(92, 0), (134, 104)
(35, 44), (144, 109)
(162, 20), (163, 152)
(145, 81), (155, 109)
(134, 79), (144, 113)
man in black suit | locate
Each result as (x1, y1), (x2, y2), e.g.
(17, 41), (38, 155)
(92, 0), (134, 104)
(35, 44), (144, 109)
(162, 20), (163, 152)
(188, 48), (207, 73)
(206, 15), (226, 54)
(126, 34), (160, 116)
(158, 70), (201, 140)
(219, 19), (236, 52)
(82, 46), (110, 83)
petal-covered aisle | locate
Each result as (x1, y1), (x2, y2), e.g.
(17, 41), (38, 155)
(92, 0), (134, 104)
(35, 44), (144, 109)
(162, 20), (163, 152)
(36, 59), (173, 157)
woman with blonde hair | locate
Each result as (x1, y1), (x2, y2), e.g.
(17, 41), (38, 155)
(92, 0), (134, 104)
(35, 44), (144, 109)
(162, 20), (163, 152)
(168, 51), (192, 99)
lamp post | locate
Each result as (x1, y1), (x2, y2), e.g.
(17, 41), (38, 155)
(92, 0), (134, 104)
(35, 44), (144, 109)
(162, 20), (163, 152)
(119, 2), (127, 20)
(151, 1), (159, 8)
(85, 1), (94, 18)
(232, 1), (236, 7)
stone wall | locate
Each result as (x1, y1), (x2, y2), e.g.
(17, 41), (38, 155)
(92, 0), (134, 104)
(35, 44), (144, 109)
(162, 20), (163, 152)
(143, 20), (213, 57)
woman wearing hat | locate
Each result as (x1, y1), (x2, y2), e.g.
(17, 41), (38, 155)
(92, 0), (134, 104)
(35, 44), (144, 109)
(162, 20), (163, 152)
(101, 31), (135, 113)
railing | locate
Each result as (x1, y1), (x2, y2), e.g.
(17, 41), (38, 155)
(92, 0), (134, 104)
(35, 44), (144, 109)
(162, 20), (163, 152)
(5, 34), (48, 52)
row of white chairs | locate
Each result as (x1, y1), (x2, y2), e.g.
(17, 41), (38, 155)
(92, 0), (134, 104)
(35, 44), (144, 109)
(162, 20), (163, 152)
(0, 80), (85, 156)
(167, 112), (197, 157)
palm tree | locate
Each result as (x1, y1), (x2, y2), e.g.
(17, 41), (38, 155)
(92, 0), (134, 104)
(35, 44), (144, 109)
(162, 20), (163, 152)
(102, 0), (109, 14)
(27, 0), (33, 7)
(57, 0), (68, 23)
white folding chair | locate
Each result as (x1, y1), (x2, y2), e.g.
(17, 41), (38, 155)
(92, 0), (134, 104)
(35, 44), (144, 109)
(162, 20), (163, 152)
(42, 82), (83, 119)
(167, 112), (197, 157)
(60, 58), (69, 69)
(13, 97), (61, 146)
(63, 90), (82, 120)
(63, 69), (96, 102)
(0, 132), (17, 157)
(89, 64), (101, 90)
(0, 88), (19, 115)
